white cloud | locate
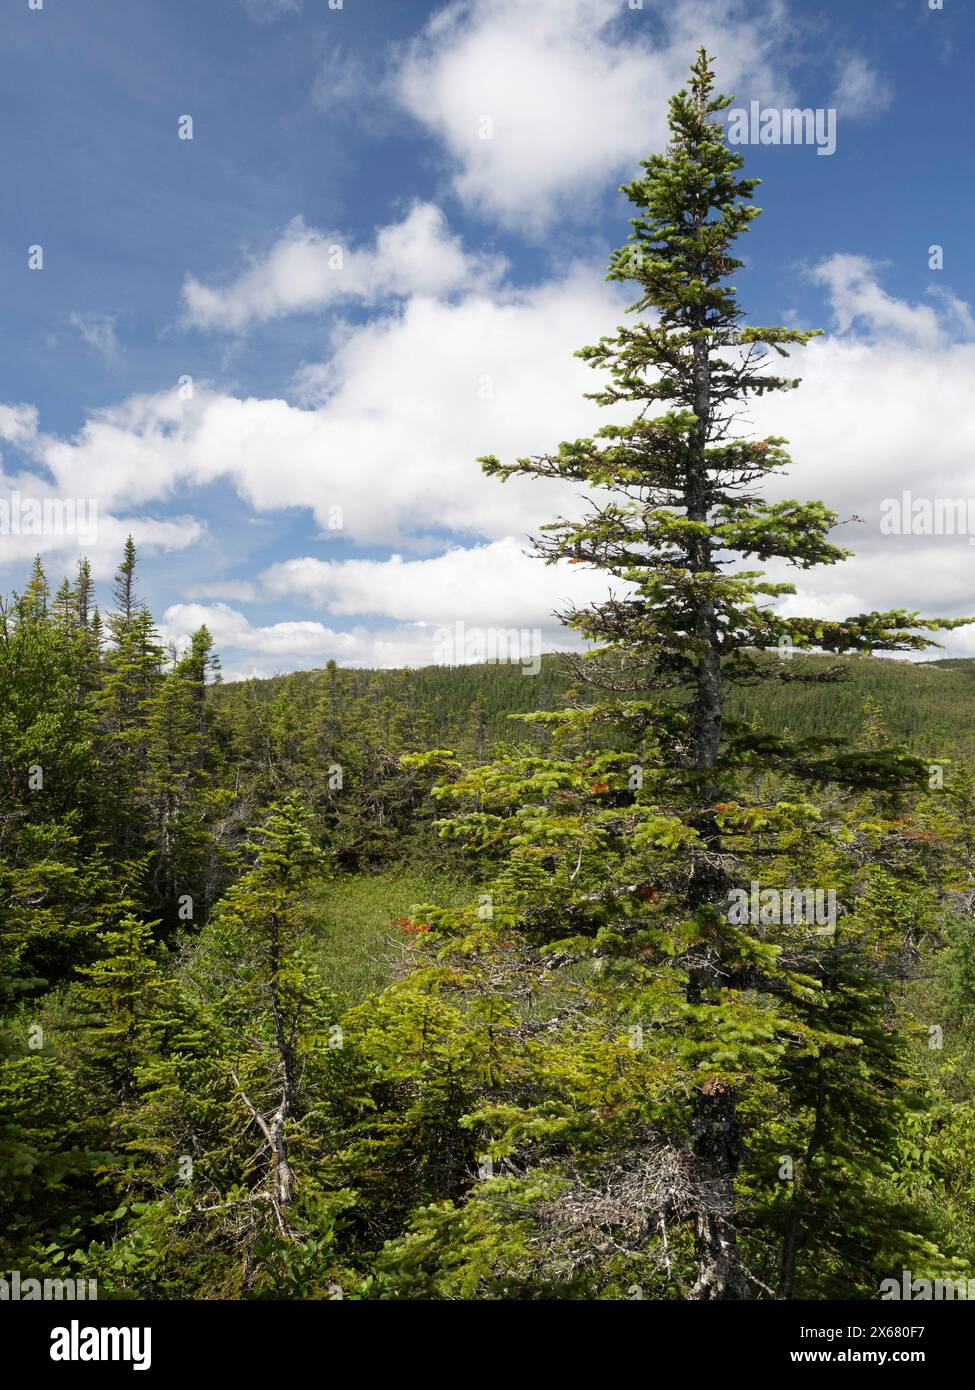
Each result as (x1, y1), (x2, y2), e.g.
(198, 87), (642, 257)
(160, 597), (576, 674)
(0, 404), (40, 448)
(69, 312), (120, 360)
(0, 484), (202, 580)
(808, 255), (956, 347)
(396, 0), (793, 232)
(261, 537), (622, 627)
(312, 45), (374, 118)
(832, 54), (892, 120)
(289, 362), (334, 407)
(21, 265), (628, 549)
(162, 601), (359, 659)
(0, 404), (204, 578)
(8, 251), (975, 663)
(750, 267), (975, 636)
(182, 203), (505, 332)
(204, 258), (975, 661)
(928, 286), (975, 341)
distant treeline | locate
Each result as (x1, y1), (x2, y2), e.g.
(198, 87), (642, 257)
(219, 650), (975, 759)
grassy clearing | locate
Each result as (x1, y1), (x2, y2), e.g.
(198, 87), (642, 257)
(303, 865), (478, 1004)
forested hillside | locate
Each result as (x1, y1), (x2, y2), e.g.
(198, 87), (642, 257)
(3, 54), (974, 1303)
(225, 650), (975, 758)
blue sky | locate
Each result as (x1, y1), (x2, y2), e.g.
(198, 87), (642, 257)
(1, 0), (973, 677)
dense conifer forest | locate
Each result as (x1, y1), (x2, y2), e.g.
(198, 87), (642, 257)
(3, 55), (974, 1305)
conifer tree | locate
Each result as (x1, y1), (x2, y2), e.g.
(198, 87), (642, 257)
(71, 914), (165, 1108)
(99, 543), (165, 865)
(191, 795), (329, 1229)
(74, 557), (94, 630)
(411, 51), (969, 1299)
(21, 556), (50, 623)
(111, 535), (138, 635)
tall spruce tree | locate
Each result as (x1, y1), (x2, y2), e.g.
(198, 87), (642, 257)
(409, 51), (968, 1300)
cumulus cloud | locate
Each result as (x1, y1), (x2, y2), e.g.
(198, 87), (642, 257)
(0, 485), (202, 579)
(0, 404), (40, 448)
(160, 596), (578, 675)
(261, 537), (622, 627)
(396, 0), (795, 232)
(0, 403), (203, 578)
(749, 266), (975, 635)
(391, 0), (897, 233)
(21, 265), (628, 548)
(182, 203), (505, 332)
(162, 601), (361, 661)
(808, 255), (956, 347)
(7, 250), (975, 664)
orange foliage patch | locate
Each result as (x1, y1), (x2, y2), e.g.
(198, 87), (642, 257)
(392, 916), (430, 938)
